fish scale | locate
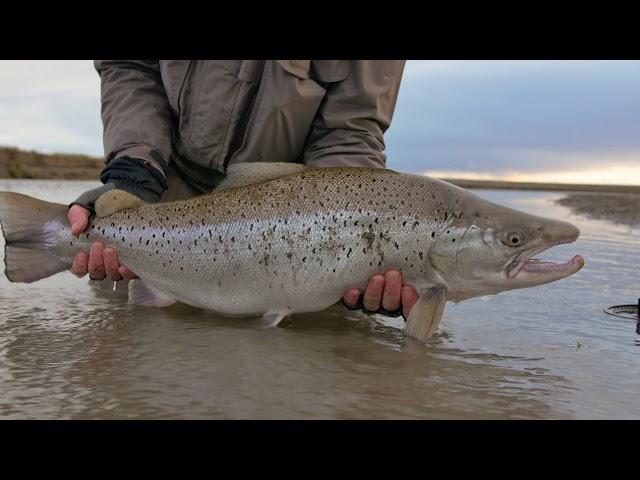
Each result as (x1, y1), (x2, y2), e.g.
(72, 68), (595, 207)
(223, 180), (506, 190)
(44, 168), (456, 315)
(0, 164), (584, 342)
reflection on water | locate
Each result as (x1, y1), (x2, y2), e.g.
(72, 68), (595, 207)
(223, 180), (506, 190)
(0, 180), (639, 419)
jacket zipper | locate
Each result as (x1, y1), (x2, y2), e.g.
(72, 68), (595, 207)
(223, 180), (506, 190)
(222, 60), (266, 170)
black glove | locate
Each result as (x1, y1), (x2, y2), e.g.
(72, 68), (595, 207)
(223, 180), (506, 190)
(70, 157), (168, 213)
(341, 294), (405, 319)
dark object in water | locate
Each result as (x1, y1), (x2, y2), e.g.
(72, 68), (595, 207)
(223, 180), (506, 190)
(605, 299), (640, 335)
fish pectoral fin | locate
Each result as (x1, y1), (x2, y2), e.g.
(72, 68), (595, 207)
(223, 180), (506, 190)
(217, 162), (310, 191)
(404, 286), (447, 343)
(94, 189), (145, 218)
(258, 312), (288, 328)
(128, 279), (177, 307)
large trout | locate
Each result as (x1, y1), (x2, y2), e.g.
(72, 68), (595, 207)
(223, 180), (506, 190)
(0, 163), (584, 342)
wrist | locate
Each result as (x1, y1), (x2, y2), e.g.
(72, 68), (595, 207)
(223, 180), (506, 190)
(100, 156), (167, 203)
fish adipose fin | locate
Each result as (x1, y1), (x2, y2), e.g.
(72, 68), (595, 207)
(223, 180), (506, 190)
(0, 192), (70, 283)
(404, 286), (447, 343)
(94, 189), (145, 218)
(128, 279), (177, 307)
(217, 162), (310, 191)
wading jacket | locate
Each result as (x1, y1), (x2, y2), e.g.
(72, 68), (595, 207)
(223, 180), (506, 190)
(95, 60), (406, 193)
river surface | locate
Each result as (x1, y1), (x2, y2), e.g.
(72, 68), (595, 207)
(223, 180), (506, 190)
(0, 180), (638, 419)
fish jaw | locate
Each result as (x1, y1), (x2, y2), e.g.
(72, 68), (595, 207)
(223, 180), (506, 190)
(511, 254), (585, 286)
(506, 228), (585, 288)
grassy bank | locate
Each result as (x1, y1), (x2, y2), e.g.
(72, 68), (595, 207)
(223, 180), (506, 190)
(2, 146), (640, 197)
(0, 146), (103, 180)
(442, 178), (640, 194)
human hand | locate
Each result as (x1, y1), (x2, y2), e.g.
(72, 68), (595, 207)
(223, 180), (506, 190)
(342, 269), (419, 319)
(68, 204), (138, 281)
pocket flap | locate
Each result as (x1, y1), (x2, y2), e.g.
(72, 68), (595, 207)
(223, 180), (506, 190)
(276, 60), (311, 79)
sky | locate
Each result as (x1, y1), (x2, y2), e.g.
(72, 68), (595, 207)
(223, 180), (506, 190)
(0, 60), (639, 185)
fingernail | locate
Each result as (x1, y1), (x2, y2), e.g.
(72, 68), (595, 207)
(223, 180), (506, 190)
(387, 270), (400, 280)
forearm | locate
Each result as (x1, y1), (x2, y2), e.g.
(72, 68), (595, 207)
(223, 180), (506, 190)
(302, 60), (405, 169)
(95, 60), (175, 175)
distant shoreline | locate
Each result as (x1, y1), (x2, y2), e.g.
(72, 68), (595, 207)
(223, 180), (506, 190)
(441, 178), (640, 194)
(0, 146), (103, 181)
(2, 146), (640, 194)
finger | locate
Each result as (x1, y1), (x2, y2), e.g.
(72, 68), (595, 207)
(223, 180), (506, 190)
(118, 266), (139, 280)
(382, 269), (402, 312)
(88, 242), (106, 280)
(342, 288), (361, 308)
(103, 247), (123, 281)
(401, 285), (420, 319)
(71, 251), (89, 277)
(68, 205), (89, 237)
(363, 274), (385, 311)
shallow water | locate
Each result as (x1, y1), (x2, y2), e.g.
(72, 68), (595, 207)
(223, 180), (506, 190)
(0, 180), (638, 419)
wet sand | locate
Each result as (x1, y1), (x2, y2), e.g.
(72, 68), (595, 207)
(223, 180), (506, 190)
(555, 193), (640, 227)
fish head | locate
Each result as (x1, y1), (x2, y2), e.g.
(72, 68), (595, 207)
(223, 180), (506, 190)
(429, 192), (585, 300)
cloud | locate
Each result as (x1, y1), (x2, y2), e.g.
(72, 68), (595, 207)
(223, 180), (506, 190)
(0, 60), (639, 183)
(0, 60), (102, 156)
(385, 60), (640, 180)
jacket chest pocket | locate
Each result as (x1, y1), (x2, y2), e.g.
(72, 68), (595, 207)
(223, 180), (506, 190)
(167, 60), (263, 170)
(227, 60), (346, 168)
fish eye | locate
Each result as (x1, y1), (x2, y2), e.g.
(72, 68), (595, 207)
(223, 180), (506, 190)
(503, 232), (525, 247)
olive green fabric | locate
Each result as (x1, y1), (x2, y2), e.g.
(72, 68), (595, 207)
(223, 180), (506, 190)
(95, 60), (406, 192)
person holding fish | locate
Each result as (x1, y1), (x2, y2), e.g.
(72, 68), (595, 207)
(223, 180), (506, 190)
(67, 60), (419, 319)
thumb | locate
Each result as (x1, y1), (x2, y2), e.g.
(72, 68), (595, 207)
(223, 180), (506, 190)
(68, 204), (89, 236)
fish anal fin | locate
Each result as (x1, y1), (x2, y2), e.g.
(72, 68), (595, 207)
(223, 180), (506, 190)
(217, 162), (310, 191)
(259, 312), (288, 328)
(94, 190), (145, 218)
(404, 286), (447, 343)
(128, 279), (176, 307)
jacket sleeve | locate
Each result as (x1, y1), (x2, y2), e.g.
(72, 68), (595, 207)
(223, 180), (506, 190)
(94, 60), (175, 177)
(302, 60), (406, 169)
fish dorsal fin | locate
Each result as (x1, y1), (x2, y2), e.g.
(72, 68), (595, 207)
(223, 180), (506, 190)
(217, 162), (310, 191)
(94, 189), (146, 218)
(404, 286), (447, 343)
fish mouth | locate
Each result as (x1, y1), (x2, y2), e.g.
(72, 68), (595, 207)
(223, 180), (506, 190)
(506, 233), (585, 281)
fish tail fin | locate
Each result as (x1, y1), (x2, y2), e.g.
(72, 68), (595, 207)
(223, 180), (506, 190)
(0, 192), (70, 283)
